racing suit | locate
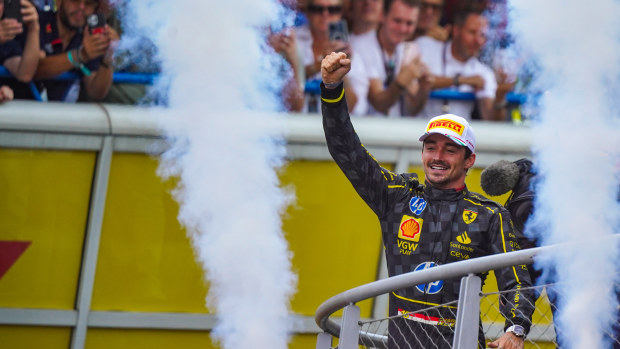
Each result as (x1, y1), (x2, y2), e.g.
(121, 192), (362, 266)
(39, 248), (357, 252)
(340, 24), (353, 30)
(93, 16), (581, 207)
(321, 82), (535, 349)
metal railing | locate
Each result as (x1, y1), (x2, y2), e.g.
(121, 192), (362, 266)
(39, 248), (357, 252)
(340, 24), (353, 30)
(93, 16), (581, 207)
(303, 79), (528, 105)
(314, 240), (620, 349)
(0, 68), (527, 105)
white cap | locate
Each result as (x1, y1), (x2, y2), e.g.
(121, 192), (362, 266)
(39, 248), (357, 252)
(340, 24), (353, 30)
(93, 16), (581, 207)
(418, 114), (476, 153)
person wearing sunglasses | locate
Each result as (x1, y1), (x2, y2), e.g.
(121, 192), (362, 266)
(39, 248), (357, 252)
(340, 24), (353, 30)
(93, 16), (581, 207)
(295, 0), (357, 113)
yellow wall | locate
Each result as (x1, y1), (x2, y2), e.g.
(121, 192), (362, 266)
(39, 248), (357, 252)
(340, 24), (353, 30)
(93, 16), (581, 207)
(0, 149), (95, 309)
(0, 326), (72, 349)
(281, 160), (385, 317)
(0, 151), (552, 348)
(92, 153), (208, 313)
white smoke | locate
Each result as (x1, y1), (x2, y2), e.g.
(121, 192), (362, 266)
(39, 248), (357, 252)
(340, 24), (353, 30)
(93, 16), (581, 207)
(508, 0), (620, 347)
(119, 1), (298, 348)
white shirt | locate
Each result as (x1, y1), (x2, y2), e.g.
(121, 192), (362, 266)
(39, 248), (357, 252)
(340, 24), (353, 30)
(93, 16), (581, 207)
(415, 36), (497, 120)
(294, 25), (322, 113)
(350, 31), (418, 117)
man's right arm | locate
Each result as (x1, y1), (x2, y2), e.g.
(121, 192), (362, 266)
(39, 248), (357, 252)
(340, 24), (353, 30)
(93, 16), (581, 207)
(321, 53), (398, 216)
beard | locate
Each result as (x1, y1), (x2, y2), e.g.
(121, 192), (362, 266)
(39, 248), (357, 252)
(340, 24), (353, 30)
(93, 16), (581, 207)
(59, 5), (83, 31)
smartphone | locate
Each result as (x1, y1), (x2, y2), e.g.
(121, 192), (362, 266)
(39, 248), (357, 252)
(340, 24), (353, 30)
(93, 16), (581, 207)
(2, 0), (22, 23)
(328, 20), (349, 43)
(86, 12), (105, 35)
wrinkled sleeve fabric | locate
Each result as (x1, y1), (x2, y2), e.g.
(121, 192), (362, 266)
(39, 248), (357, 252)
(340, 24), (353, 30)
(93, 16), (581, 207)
(321, 82), (407, 217)
(489, 208), (536, 333)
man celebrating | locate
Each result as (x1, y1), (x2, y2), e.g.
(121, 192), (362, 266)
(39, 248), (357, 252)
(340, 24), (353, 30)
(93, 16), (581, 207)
(320, 51), (534, 349)
(33, 0), (117, 102)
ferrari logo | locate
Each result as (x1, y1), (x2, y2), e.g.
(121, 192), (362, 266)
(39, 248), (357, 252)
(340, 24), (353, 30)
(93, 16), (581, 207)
(463, 210), (477, 224)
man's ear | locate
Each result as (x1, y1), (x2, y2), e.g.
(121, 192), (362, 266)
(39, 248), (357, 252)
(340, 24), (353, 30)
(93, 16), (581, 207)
(465, 153), (476, 170)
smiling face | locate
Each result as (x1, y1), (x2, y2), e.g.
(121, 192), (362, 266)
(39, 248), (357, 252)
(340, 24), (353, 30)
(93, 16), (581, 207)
(58, 0), (99, 30)
(451, 12), (488, 61)
(379, 0), (419, 50)
(422, 133), (475, 190)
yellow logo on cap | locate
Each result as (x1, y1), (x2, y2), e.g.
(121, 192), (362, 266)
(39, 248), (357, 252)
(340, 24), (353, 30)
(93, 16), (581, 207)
(426, 119), (465, 136)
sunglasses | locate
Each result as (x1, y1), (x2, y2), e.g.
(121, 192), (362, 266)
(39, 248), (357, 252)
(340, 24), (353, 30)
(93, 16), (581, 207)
(421, 2), (443, 11)
(307, 4), (343, 15)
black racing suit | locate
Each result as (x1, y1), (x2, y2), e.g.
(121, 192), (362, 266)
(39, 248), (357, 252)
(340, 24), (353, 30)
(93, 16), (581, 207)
(321, 83), (535, 349)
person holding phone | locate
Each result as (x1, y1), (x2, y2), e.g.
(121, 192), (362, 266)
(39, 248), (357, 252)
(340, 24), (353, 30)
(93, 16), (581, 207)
(295, 0), (357, 113)
(0, 0), (40, 84)
(0, 0), (23, 43)
(31, 0), (118, 102)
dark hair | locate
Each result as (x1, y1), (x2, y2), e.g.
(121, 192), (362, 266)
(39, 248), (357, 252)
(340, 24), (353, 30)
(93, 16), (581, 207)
(452, 8), (484, 27)
(383, 0), (421, 16)
(464, 147), (472, 159)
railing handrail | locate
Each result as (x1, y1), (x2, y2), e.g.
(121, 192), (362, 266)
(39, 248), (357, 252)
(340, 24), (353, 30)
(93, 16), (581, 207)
(0, 67), (527, 105)
(302, 79), (528, 104)
(314, 244), (548, 338)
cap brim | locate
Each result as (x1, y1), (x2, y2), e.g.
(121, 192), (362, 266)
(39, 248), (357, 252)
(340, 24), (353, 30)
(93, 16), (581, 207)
(419, 132), (471, 150)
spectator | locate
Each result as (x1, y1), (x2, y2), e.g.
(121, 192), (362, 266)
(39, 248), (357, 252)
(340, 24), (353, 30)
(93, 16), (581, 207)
(349, 0), (433, 116)
(414, 9), (508, 121)
(0, 0), (40, 86)
(295, 0), (356, 113)
(33, 0), (118, 102)
(0, 1), (25, 43)
(267, 27), (305, 112)
(320, 51), (535, 349)
(409, 0), (450, 42)
(79, 5), (161, 105)
(347, 0), (383, 36)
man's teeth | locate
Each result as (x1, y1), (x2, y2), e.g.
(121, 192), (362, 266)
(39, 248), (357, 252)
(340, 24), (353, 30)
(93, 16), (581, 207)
(431, 165), (447, 170)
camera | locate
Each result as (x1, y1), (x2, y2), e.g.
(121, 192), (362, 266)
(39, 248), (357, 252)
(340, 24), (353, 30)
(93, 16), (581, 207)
(328, 20), (349, 43)
(2, 0), (22, 23)
(87, 12), (105, 35)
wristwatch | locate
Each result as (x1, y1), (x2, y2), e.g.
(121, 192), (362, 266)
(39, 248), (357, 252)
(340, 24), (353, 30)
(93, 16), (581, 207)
(505, 324), (526, 339)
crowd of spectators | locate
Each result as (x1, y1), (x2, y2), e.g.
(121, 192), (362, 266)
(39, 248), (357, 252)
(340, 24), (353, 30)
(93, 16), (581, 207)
(289, 0), (521, 121)
(0, 0), (520, 122)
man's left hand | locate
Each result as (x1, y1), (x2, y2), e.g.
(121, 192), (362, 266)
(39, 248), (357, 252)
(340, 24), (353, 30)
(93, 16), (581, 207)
(487, 332), (525, 349)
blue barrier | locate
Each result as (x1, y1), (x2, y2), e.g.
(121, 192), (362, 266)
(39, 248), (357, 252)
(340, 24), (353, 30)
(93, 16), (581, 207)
(0, 66), (526, 105)
(0, 66), (158, 84)
(303, 79), (527, 104)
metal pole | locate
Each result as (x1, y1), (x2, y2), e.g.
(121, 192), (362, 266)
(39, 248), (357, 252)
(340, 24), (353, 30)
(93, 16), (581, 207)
(316, 332), (333, 349)
(452, 274), (482, 349)
(339, 304), (361, 349)
(71, 136), (113, 349)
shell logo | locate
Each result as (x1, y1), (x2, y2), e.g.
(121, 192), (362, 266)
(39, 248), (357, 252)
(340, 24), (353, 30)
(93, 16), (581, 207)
(398, 215), (423, 242)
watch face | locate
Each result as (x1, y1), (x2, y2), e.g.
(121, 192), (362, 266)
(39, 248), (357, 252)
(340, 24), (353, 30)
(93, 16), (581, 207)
(508, 325), (525, 337)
